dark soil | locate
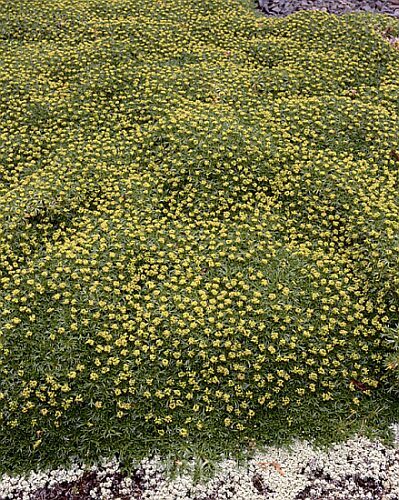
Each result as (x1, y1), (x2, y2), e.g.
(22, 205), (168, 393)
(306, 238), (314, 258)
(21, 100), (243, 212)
(29, 469), (144, 500)
(295, 474), (386, 500)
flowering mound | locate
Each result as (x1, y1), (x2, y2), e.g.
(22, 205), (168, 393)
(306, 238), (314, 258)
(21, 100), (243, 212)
(0, 0), (399, 473)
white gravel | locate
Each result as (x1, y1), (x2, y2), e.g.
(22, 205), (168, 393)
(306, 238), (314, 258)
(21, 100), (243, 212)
(1, 426), (399, 499)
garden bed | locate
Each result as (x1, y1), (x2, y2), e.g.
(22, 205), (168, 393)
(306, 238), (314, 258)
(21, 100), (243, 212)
(0, 0), (399, 497)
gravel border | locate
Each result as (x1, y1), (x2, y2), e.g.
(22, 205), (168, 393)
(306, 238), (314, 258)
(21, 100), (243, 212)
(1, 426), (399, 499)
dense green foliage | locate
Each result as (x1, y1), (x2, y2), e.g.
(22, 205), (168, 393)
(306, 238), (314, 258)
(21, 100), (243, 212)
(0, 0), (399, 473)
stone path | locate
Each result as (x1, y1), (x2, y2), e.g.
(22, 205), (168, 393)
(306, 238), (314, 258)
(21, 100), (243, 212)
(258, 0), (399, 17)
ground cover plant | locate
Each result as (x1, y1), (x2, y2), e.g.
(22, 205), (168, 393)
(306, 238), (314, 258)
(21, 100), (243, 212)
(1, 0), (399, 475)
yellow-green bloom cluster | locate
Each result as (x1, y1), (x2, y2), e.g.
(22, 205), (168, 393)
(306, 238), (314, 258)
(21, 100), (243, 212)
(0, 0), (399, 472)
